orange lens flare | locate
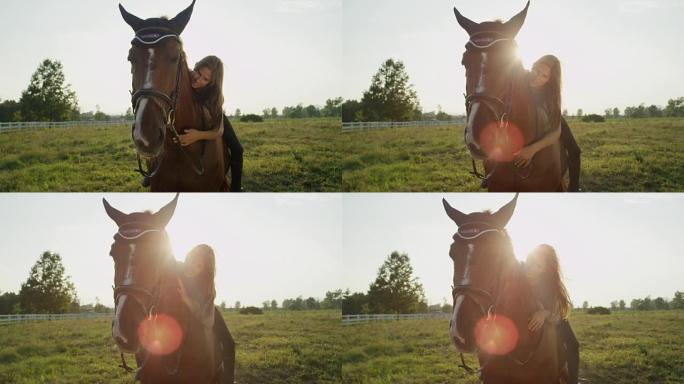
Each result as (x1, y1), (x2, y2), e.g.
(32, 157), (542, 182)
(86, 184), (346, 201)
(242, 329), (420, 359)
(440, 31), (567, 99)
(474, 315), (518, 355)
(137, 314), (183, 355)
(479, 121), (524, 162)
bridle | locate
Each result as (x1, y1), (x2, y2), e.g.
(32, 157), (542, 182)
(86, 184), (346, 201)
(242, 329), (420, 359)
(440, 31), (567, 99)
(462, 32), (521, 183)
(450, 222), (544, 378)
(112, 223), (186, 382)
(129, 27), (204, 179)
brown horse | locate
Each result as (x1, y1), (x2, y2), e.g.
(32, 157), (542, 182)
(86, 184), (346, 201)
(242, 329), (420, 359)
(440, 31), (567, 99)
(442, 194), (565, 383)
(120, 1), (230, 191)
(103, 194), (233, 383)
(454, 2), (566, 191)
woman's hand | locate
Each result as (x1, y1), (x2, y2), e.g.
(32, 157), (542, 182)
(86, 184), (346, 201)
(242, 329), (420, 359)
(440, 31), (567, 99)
(513, 145), (537, 168)
(528, 309), (550, 332)
(178, 129), (203, 146)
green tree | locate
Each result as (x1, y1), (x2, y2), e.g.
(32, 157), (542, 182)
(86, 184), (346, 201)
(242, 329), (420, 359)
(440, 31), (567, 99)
(367, 251), (427, 314)
(0, 291), (21, 315)
(321, 289), (344, 309)
(612, 107), (620, 117)
(342, 291), (369, 315)
(341, 99), (362, 122)
(270, 107), (278, 118)
(576, 109), (583, 118)
(360, 58), (421, 122)
(664, 97), (684, 117)
(618, 299), (626, 310)
(653, 297), (668, 310)
(321, 97), (343, 117)
(19, 251), (78, 313)
(19, 59), (79, 121)
(305, 104), (321, 118)
(581, 301), (589, 310)
(234, 108), (241, 118)
(234, 301), (241, 310)
(262, 300), (270, 310)
(270, 299), (278, 309)
(0, 99), (22, 122)
(671, 291), (684, 309)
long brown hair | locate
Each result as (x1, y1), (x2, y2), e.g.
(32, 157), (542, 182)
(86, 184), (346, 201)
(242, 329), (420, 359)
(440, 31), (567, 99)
(532, 55), (562, 129)
(186, 244), (216, 302)
(193, 56), (224, 128)
(530, 243), (572, 319)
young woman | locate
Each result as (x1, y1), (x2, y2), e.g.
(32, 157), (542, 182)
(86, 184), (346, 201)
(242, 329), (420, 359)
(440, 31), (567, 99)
(524, 244), (579, 384)
(513, 55), (582, 191)
(177, 244), (235, 384)
(143, 55), (244, 192)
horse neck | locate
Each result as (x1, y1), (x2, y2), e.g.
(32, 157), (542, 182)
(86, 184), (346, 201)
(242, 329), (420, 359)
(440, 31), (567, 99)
(174, 53), (201, 129)
(509, 63), (536, 145)
(497, 253), (536, 325)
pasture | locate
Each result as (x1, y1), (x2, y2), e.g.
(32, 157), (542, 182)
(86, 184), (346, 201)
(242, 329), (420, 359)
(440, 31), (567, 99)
(341, 118), (684, 192)
(0, 310), (341, 384)
(339, 310), (684, 384)
(0, 118), (341, 192)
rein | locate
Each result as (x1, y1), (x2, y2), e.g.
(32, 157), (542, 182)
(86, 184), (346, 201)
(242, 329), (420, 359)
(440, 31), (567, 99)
(130, 32), (205, 179)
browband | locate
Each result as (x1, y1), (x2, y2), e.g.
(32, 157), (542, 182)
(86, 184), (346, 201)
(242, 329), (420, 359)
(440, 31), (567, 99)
(456, 221), (504, 240)
(116, 222), (163, 240)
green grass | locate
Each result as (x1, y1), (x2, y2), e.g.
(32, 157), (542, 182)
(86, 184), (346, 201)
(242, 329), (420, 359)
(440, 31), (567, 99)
(0, 118), (341, 192)
(0, 310), (341, 384)
(340, 310), (684, 384)
(341, 118), (684, 191)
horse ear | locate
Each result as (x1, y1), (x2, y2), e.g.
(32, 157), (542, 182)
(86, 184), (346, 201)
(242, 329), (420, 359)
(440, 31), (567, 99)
(154, 193), (179, 228)
(103, 198), (128, 227)
(492, 193), (519, 228)
(453, 7), (480, 36)
(119, 3), (144, 32)
(443, 198), (469, 226)
(503, 1), (529, 38)
(170, 0), (196, 35)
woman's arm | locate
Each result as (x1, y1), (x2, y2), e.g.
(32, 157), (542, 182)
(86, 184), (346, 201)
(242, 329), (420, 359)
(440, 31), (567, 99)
(178, 116), (224, 147)
(513, 121), (561, 168)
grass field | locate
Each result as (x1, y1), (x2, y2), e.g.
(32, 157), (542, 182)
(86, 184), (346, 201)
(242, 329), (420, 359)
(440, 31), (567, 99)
(0, 310), (341, 384)
(0, 118), (341, 192)
(339, 310), (684, 384)
(341, 118), (684, 192)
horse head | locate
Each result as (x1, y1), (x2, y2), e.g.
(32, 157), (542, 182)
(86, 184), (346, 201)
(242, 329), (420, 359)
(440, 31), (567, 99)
(442, 194), (518, 352)
(454, 2), (532, 162)
(103, 193), (179, 353)
(120, 1), (195, 159)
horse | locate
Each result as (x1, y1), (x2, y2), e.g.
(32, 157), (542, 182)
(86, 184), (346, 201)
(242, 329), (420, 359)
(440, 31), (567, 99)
(454, 1), (566, 191)
(103, 194), (234, 383)
(120, 1), (231, 191)
(442, 194), (566, 383)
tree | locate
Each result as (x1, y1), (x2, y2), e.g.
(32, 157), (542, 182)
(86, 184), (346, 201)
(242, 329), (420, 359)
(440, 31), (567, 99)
(618, 299), (626, 310)
(367, 251), (427, 314)
(671, 291), (684, 309)
(360, 58), (421, 122)
(124, 107), (134, 120)
(321, 97), (343, 117)
(0, 99), (22, 122)
(562, 109), (568, 118)
(664, 97), (684, 117)
(321, 289), (344, 310)
(342, 291), (369, 315)
(234, 301), (241, 310)
(19, 251), (78, 313)
(270, 107), (278, 118)
(576, 109), (583, 118)
(0, 291), (21, 315)
(305, 297), (320, 310)
(604, 108), (612, 118)
(581, 301), (589, 311)
(610, 300), (618, 310)
(270, 299), (278, 309)
(94, 105), (110, 121)
(220, 301), (226, 310)
(612, 107), (620, 117)
(653, 297), (668, 310)
(262, 300), (270, 310)
(341, 99), (362, 122)
(647, 104), (662, 117)
(234, 108), (241, 118)
(262, 108), (271, 118)
(19, 59), (79, 121)
(305, 104), (321, 118)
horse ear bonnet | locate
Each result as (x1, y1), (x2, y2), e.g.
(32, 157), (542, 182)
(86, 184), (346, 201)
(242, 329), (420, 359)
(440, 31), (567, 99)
(120, 0), (195, 45)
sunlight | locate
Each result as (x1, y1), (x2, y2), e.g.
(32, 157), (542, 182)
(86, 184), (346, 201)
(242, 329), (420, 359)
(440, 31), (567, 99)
(474, 314), (518, 355)
(479, 121), (524, 162)
(138, 314), (183, 355)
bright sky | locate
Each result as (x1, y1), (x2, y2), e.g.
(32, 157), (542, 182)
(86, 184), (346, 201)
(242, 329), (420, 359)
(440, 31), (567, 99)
(343, 0), (684, 115)
(342, 193), (684, 308)
(0, 193), (342, 308)
(0, 0), (341, 115)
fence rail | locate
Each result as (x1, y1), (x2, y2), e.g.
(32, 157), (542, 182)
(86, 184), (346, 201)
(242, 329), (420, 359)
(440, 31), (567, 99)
(342, 312), (450, 325)
(341, 119), (465, 133)
(0, 312), (113, 325)
(0, 120), (133, 133)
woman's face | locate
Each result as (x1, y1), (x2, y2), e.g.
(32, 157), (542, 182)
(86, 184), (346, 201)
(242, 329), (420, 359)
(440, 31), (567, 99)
(524, 252), (546, 282)
(185, 257), (205, 278)
(191, 67), (213, 90)
(529, 62), (551, 89)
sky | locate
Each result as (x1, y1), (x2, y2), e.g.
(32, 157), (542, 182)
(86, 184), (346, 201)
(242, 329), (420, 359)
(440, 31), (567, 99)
(0, 0), (341, 115)
(343, 0), (684, 115)
(0, 193), (342, 308)
(342, 193), (684, 308)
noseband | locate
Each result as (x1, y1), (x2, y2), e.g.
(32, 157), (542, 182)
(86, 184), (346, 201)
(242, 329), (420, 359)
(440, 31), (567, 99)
(129, 28), (204, 178)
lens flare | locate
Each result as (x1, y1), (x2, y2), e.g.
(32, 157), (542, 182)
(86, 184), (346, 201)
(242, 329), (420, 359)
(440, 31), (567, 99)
(479, 121), (524, 162)
(474, 315), (518, 355)
(137, 314), (183, 355)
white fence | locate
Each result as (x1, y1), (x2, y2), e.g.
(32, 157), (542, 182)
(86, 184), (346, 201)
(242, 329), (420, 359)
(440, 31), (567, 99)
(0, 120), (133, 134)
(0, 312), (113, 325)
(342, 312), (451, 325)
(341, 119), (465, 133)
